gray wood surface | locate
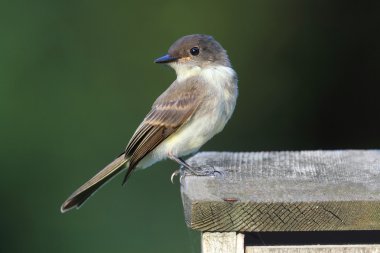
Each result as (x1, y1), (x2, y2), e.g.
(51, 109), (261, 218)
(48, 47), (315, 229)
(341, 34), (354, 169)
(180, 150), (380, 232)
(246, 245), (380, 253)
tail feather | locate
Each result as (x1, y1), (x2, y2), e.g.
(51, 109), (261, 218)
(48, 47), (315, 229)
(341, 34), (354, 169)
(61, 154), (128, 213)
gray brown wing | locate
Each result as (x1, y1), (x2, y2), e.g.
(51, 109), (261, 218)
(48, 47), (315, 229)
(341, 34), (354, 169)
(122, 82), (202, 184)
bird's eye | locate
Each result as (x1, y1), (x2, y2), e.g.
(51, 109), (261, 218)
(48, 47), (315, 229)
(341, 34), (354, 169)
(190, 47), (200, 56)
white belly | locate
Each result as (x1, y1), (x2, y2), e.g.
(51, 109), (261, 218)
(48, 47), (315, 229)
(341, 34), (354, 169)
(137, 106), (225, 168)
(137, 65), (237, 169)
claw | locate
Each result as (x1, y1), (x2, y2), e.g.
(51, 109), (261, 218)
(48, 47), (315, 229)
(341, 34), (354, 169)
(190, 164), (222, 177)
(170, 165), (222, 184)
(213, 168), (223, 176)
(179, 174), (187, 185)
(171, 170), (180, 184)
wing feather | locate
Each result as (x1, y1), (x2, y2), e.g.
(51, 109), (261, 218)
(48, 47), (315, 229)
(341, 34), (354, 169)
(122, 79), (203, 183)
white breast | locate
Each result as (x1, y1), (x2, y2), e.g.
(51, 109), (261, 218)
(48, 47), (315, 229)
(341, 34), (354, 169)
(137, 65), (238, 169)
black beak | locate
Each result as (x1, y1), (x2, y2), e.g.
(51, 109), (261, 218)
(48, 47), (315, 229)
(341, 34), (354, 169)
(154, 54), (178, 64)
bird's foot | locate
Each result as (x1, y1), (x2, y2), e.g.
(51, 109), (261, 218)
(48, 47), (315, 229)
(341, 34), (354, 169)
(170, 164), (222, 184)
(186, 164), (222, 177)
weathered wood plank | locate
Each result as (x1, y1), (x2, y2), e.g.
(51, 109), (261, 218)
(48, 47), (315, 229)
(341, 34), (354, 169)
(246, 245), (380, 253)
(201, 232), (244, 253)
(180, 150), (380, 232)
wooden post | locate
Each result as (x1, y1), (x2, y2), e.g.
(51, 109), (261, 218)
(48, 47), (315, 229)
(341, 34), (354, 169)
(201, 232), (244, 253)
(180, 150), (380, 253)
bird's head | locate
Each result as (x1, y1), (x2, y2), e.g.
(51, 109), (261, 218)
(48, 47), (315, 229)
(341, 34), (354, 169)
(155, 34), (230, 77)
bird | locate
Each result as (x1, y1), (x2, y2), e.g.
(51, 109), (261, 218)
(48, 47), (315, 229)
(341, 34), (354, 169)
(60, 34), (238, 213)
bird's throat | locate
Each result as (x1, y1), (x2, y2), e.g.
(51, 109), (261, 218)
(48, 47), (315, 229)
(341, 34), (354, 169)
(170, 63), (202, 82)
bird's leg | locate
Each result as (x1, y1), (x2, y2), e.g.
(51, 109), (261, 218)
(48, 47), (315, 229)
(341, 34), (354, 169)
(168, 153), (221, 183)
(168, 155), (202, 175)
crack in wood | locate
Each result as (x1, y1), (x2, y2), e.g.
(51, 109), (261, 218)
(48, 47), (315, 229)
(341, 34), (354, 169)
(321, 205), (344, 224)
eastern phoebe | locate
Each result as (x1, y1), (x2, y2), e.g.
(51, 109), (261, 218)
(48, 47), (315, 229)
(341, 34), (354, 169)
(61, 34), (238, 213)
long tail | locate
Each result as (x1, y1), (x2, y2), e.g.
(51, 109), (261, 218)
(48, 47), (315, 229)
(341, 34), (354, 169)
(61, 153), (129, 213)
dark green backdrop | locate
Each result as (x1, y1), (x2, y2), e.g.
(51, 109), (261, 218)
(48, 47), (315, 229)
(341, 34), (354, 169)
(1, 0), (379, 252)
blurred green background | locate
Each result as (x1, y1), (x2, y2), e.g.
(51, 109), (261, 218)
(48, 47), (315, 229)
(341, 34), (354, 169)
(1, 0), (379, 252)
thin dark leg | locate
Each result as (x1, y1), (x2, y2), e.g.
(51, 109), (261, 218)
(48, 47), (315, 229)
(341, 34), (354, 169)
(168, 153), (221, 177)
(168, 154), (203, 175)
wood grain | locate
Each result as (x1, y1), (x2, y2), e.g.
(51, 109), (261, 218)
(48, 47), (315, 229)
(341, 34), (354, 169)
(180, 150), (380, 232)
